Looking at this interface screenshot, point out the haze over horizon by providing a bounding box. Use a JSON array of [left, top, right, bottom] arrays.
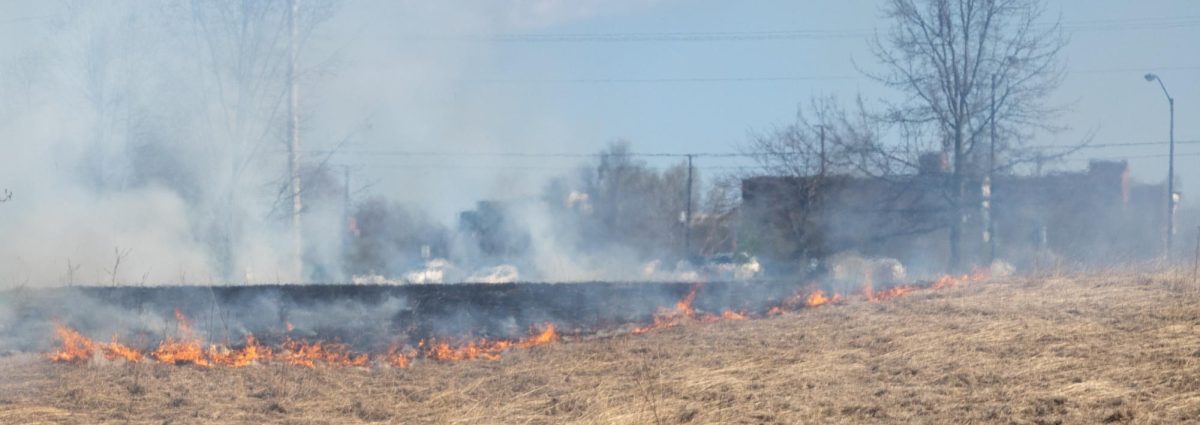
[[0, 0, 1195, 284]]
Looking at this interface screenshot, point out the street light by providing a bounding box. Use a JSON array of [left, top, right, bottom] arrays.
[[982, 57, 1018, 264], [1145, 73, 1176, 258]]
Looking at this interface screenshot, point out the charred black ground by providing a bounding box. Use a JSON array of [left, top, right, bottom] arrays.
[[1, 280, 814, 353]]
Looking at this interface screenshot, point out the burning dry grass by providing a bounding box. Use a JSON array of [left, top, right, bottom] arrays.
[[2, 273, 1199, 424]]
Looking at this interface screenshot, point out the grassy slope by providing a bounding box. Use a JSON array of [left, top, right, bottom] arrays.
[[1, 274, 1198, 424]]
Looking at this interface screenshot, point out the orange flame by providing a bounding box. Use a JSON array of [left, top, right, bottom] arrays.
[[48, 323, 96, 364], [50, 318, 563, 369], [103, 337, 143, 363], [632, 286, 701, 334], [866, 285, 915, 302], [675, 287, 698, 320], [720, 310, 748, 321], [516, 323, 559, 348], [806, 290, 832, 307], [150, 309, 209, 367], [279, 339, 370, 368], [151, 337, 209, 366], [767, 283, 838, 316], [380, 343, 413, 368], [420, 338, 511, 361], [48, 269, 996, 370], [931, 267, 989, 290], [208, 335, 271, 368]]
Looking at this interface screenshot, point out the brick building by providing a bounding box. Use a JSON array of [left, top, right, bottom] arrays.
[[740, 160, 1170, 274]]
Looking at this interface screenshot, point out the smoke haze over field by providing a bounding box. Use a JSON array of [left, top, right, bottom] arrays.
[[0, 0, 1196, 286], [0, 1, 672, 285], [3, 4, 1200, 424]]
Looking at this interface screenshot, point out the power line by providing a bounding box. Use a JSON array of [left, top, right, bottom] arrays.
[[1089, 152, 1200, 160], [333, 163, 754, 172], [1059, 15, 1200, 25], [1060, 16, 1200, 32], [323, 148, 1200, 174], [402, 29, 871, 43], [301, 150, 751, 158], [399, 16, 1200, 44], [460, 75, 864, 84], [0, 15, 56, 25], [1030, 140, 1200, 150], [477, 29, 871, 42], [455, 65, 1200, 85], [1073, 65, 1200, 74], [303, 139, 1200, 160]]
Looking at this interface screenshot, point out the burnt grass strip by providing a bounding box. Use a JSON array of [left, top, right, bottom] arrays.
[[5, 280, 817, 352]]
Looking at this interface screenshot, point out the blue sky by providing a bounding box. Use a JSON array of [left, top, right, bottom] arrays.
[[317, 0, 1199, 218]]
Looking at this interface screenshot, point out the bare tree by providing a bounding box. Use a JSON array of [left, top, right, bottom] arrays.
[[867, 0, 1066, 270], [174, 0, 338, 280], [543, 141, 693, 261], [691, 175, 741, 257], [743, 97, 901, 262]]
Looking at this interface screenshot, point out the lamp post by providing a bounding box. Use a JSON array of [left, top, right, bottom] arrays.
[[1145, 73, 1175, 258], [983, 57, 1018, 265]]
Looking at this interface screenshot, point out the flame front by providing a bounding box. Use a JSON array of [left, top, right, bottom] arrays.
[[47, 270, 993, 369], [208, 335, 271, 368], [632, 285, 700, 333], [279, 339, 370, 368], [104, 337, 143, 363], [517, 323, 559, 348], [806, 290, 832, 307], [720, 310, 748, 321], [381, 343, 413, 368], [49, 320, 561, 369], [150, 309, 209, 366], [48, 324, 96, 364], [931, 267, 989, 290]]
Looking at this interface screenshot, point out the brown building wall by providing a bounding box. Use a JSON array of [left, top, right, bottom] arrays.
[[741, 161, 1165, 273]]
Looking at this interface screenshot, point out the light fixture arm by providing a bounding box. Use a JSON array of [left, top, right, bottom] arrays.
[[1154, 78, 1173, 102]]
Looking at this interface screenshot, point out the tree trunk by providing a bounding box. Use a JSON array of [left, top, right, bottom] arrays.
[[949, 122, 965, 272]]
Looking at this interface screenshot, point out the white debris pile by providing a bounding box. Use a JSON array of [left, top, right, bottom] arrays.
[[826, 251, 907, 286], [351, 259, 523, 284], [466, 264, 520, 284], [640, 260, 702, 281], [640, 254, 762, 281]]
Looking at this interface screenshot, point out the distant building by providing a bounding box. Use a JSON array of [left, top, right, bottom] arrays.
[[458, 201, 532, 261], [740, 160, 1170, 274]]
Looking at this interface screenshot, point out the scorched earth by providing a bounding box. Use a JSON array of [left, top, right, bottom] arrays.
[[1, 272, 1198, 424]]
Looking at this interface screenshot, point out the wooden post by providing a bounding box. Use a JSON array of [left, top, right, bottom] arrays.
[[684, 154, 693, 260], [1191, 226, 1199, 288], [288, 0, 303, 282]]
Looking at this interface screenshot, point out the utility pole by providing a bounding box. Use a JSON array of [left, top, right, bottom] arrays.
[[342, 166, 350, 229], [1168, 94, 1176, 258], [1145, 73, 1175, 259], [341, 165, 350, 274], [818, 125, 826, 176], [986, 74, 997, 263], [684, 154, 693, 260], [288, 0, 303, 282]]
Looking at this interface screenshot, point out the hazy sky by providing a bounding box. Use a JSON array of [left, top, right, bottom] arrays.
[[312, 0, 1199, 217], [0, 0, 1194, 283]]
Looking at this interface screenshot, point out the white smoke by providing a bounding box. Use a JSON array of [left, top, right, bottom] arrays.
[[0, 0, 668, 287]]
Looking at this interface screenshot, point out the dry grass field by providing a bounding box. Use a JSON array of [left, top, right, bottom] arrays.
[[1, 273, 1198, 424]]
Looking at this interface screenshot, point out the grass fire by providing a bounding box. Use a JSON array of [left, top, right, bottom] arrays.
[[1, 0, 1197, 423], [5, 271, 1200, 423], [41, 272, 985, 370]]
